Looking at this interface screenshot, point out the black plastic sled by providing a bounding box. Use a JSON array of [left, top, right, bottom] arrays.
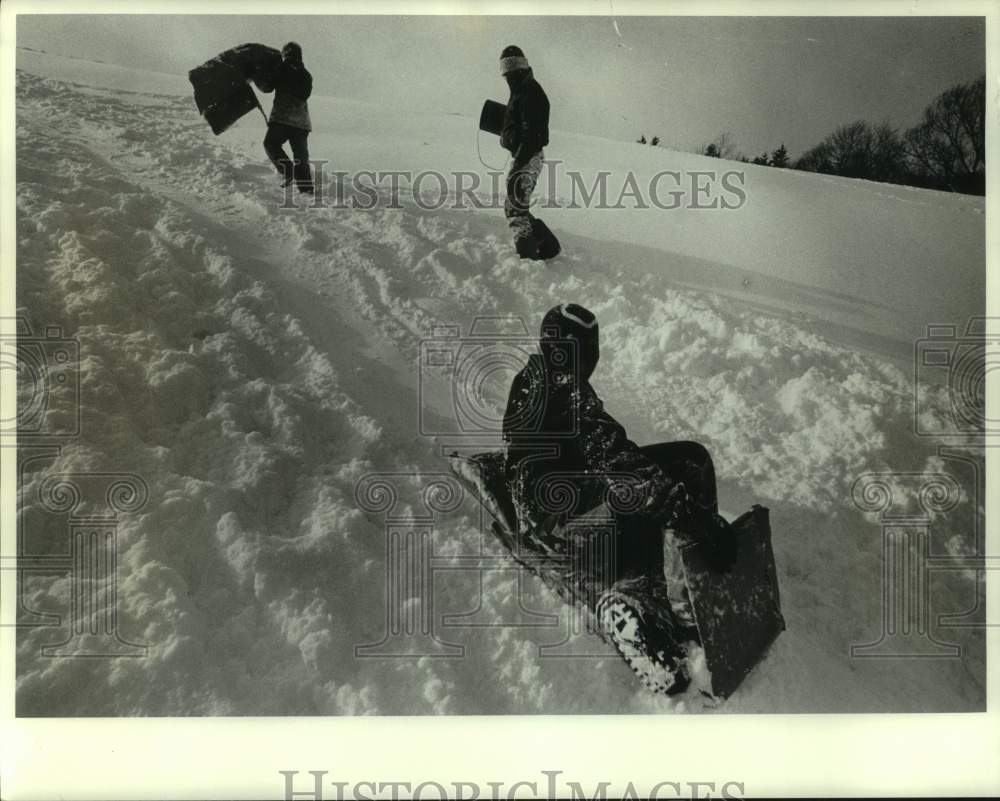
[[448, 451, 784, 700], [189, 44, 281, 135], [197, 83, 259, 136], [479, 99, 506, 136]]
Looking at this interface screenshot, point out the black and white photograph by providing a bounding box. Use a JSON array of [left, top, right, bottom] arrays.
[[1, 0, 997, 798]]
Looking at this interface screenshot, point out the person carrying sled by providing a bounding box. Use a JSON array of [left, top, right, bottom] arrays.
[[502, 303, 737, 588], [263, 42, 314, 194], [499, 46, 550, 259]]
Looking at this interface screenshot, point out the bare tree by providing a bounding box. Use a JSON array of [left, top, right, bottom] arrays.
[[794, 141, 833, 173], [869, 121, 906, 182], [904, 75, 985, 193], [794, 120, 905, 182], [828, 120, 874, 178], [702, 131, 741, 160]]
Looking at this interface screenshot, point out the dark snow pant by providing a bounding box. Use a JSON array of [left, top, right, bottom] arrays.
[[612, 441, 718, 574], [264, 122, 313, 191], [638, 441, 719, 517], [504, 150, 544, 256], [570, 441, 719, 611], [637, 441, 718, 624]]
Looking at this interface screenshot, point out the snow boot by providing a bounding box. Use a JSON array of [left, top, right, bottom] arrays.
[[514, 234, 540, 260], [596, 576, 696, 696], [532, 218, 561, 259]]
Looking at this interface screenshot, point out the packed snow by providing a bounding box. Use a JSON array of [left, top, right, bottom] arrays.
[[14, 49, 986, 715]]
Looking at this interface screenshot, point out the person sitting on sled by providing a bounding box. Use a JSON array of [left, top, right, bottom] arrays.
[[263, 41, 314, 194], [501, 303, 741, 695], [499, 45, 550, 259], [501, 303, 738, 579]]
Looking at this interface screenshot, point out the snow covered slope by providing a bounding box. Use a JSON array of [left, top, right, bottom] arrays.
[[13, 49, 985, 714]]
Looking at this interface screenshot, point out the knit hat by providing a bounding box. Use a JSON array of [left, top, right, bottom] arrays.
[[540, 303, 600, 378], [500, 45, 530, 76]]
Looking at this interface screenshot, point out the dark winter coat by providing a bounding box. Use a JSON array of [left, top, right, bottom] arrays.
[[502, 353, 684, 532], [269, 58, 313, 131], [500, 70, 550, 164]]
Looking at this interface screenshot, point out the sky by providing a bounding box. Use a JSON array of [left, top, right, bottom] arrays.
[[16, 13, 986, 158]]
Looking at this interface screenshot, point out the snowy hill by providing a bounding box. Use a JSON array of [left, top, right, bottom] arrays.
[[14, 48, 985, 715]]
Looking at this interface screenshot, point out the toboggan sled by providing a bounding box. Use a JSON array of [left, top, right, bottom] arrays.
[[448, 451, 785, 699]]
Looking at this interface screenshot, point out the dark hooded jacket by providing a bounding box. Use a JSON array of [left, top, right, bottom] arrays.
[[500, 69, 550, 164], [502, 345, 680, 533], [269, 57, 313, 131]]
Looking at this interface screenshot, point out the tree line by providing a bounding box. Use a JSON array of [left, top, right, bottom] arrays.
[[636, 74, 985, 195]]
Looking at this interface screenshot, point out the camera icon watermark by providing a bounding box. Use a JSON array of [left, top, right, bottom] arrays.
[[914, 317, 999, 438], [352, 471, 467, 659], [417, 316, 579, 439], [0, 317, 80, 441], [350, 466, 657, 662], [849, 450, 995, 661]]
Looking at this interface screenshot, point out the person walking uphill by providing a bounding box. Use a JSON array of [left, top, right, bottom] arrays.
[[264, 42, 314, 194], [499, 46, 551, 259]]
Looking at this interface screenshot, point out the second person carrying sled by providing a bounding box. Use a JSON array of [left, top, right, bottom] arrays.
[[499, 45, 558, 260]]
